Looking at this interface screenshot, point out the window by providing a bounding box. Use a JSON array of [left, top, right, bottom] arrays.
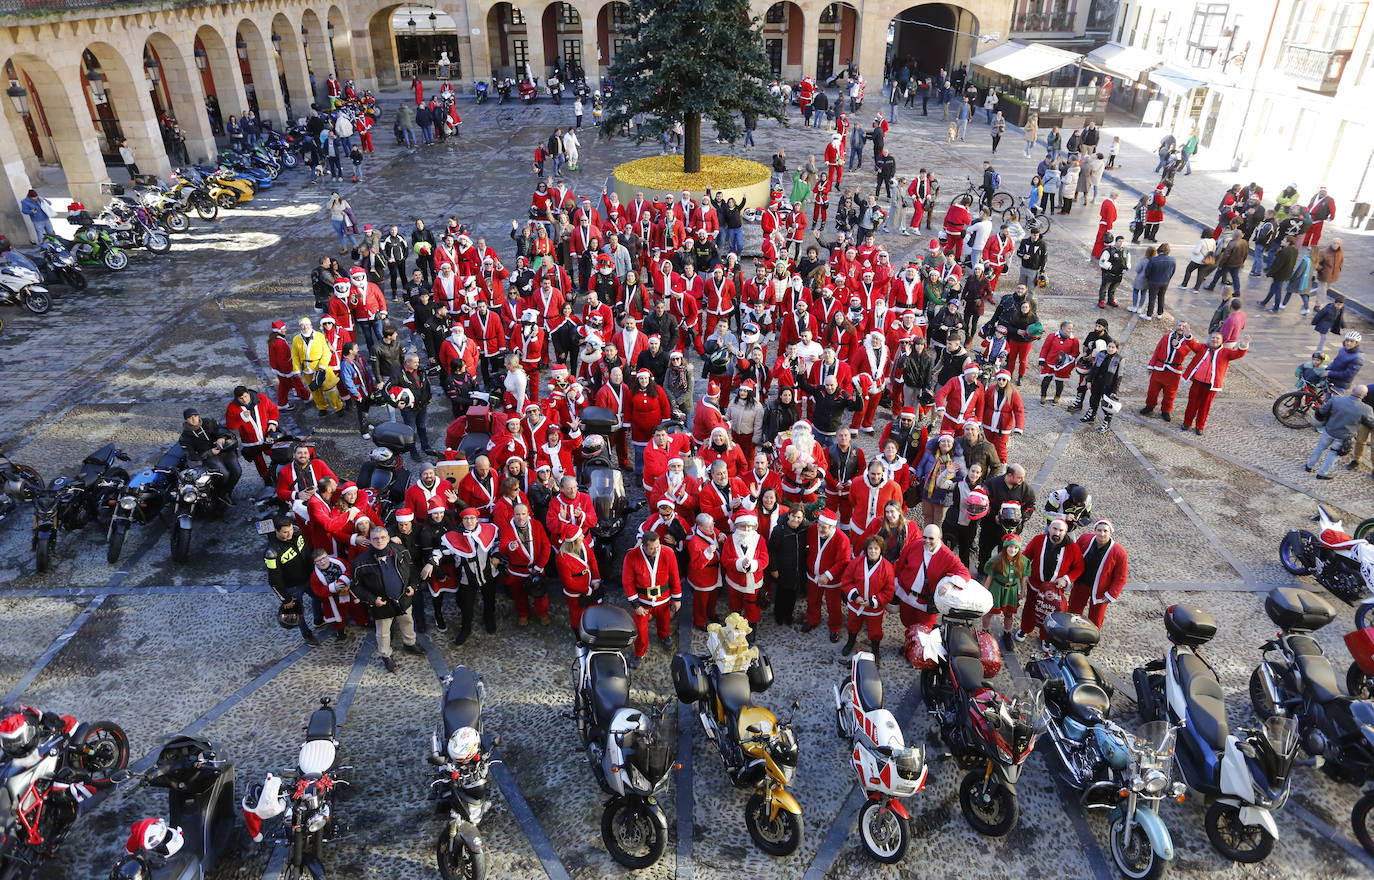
[[564, 38, 582, 66], [512, 38, 529, 71], [819, 3, 838, 24], [766, 38, 782, 75], [1186, 3, 1228, 65], [510, 7, 525, 25], [611, 3, 633, 29], [1128, 6, 1141, 44], [766, 3, 786, 24], [613, 38, 628, 60], [559, 2, 580, 27], [817, 38, 835, 80]]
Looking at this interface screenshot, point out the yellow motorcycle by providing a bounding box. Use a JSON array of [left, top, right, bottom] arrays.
[[184, 167, 254, 209], [672, 614, 802, 855]]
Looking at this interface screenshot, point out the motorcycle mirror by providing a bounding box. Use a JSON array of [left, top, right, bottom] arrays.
[[117, 452, 130, 461], [427, 754, 445, 766]]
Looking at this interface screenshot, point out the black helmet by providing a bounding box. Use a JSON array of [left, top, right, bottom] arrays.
[[277, 599, 302, 630], [109, 857, 151, 880], [1067, 484, 1089, 507]]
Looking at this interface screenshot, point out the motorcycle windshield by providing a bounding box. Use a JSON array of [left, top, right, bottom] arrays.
[[3, 252, 39, 273], [586, 468, 622, 518]]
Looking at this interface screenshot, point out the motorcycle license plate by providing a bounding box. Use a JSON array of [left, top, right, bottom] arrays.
[[255, 518, 277, 535]]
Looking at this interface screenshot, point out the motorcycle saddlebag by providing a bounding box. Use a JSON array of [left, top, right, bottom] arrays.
[[371, 421, 417, 454], [1163, 604, 1217, 647], [579, 406, 618, 437], [671, 652, 708, 703], [747, 649, 774, 693], [1264, 587, 1336, 633], [578, 604, 636, 650]]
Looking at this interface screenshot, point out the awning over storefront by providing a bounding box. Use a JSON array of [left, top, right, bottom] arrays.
[[1086, 42, 1161, 81], [971, 41, 1083, 83], [1148, 66, 1207, 95]]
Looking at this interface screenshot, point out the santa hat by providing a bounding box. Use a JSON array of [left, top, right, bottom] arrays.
[[791, 419, 812, 431], [520, 308, 539, 323], [733, 510, 759, 528], [636, 368, 652, 380], [320, 315, 336, 325], [126, 818, 180, 855], [928, 240, 941, 251], [349, 266, 366, 277], [740, 379, 757, 392], [707, 381, 721, 398], [964, 420, 981, 429], [648, 334, 661, 344], [656, 498, 676, 510], [394, 507, 415, 523], [1001, 533, 1024, 550], [867, 331, 885, 346], [962, 364, 980, 376], [561, 525, 584, 544], [938, 430, 955, 439], [460, 507, 481, 519], [1094, 518, 1114, 533], [667, 456, 684, 467], [596, 254, 614, 269], [995, 369, 1012, 380], [427, 498, 447, 514], [271, 320, 286, 331], [900, 407, 917, 419], [333, 276, 350, 286], [817, 509, 840, 526]]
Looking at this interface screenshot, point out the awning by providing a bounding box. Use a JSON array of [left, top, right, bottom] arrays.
[[1086, 42, 1161, 81], [1148, 66, 1207, 95], [970, 41, 1083, 83]]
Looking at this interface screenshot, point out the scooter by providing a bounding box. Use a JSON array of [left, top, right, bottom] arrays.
[[674, 617, 802, 855], [356, 421, 415, 520], [547, 74, 564, 105], [496, 78, 512, 104], [106, 443, 182, 564], [429, 666, 496, 880], [833, 650, 927, 862], [519, 79, 539, 105], [1028, 612, 1182, 880], [572, 605, 675, 868], [577, 407, 641, 573], [105, 736, 239, 880], [918, 576, 1040, 837], [1132, 603, 1299, 863], [0, 251, 52, 316], [1248, 587, 1374, 857], [475, 81, 488, 104], [30, 239, 88, 291], [1279, 503, 1374, 628]]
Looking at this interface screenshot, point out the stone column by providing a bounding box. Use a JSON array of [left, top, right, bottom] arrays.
[[368, 14, 400, 87], [525, 10, 546, 81], [102, 57, 172, 178], [156, 42, 217, 164], [275, 32, 313, 123], [856, 11, 888, 92], [244, 32, 288, 127], [800, 4, 819, 79]]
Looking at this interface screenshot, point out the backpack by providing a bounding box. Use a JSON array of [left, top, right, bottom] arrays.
[[989, 171, 1001, 191]]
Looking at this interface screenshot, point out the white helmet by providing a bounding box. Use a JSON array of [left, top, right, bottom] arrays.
[[1101, 395, 1122, 414], [1346, 331, 1362, 343], [447, 726, 481, 762]]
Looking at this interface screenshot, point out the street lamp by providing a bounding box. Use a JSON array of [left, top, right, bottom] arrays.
[[407, 16, 417, 37], [144, 54, 160, 88], [429, 10, 437, 31], [6, 81, 30, 117], [272, 33, 282, 56], [194, 45, 207, 72], [236, 35, 248, 62], [85, 68, 106, 102]]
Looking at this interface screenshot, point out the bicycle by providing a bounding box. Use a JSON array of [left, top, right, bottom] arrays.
[[1272, 377, 1331, 429], [949, 177, 1013, 214], [1001, 198, 1051, 234]]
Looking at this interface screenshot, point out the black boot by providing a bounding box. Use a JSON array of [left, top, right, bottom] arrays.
[[870, 640, 881, 666], [1079, 408, 1097, 423], [841, 633, 858, 656], [1066, 391, 1086, 412]]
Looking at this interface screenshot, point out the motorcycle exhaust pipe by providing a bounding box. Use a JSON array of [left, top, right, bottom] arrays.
[[1256, 663, 1284, 715]]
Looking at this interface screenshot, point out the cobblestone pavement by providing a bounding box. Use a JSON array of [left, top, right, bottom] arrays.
[[1, 90, 1372, 880]]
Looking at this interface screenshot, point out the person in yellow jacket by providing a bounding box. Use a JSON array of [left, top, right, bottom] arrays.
[[291, 317, 343, 414]]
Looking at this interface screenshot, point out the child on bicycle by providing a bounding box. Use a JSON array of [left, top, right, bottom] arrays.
[[1296, 351, 1329, 387]]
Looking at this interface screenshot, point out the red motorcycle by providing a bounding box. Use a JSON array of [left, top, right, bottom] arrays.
[[916, 577, 1041, 836]]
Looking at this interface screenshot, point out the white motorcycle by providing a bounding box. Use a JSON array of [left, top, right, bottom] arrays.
[[1279, 503, 1374, 630], [833, 650, 926, 862], [0, 253, 53, 326]]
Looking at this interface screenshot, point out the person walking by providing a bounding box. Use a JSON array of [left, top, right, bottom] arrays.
[[1262, 238, 1299, 312], [1281, 246, 1314, 314], [1306, 385, 1374, 479], [1141, 243, 1176, 321], [1180, 230, 1216, 291], [991, 112, 1005, 153], [957, 98, 971, 141], [326, 191, 359, 252], [983, 88, 998, 124], [1128, 246, 1154, 314], [1022, 114, 1039, 158], [1097, 235, 1129, 308], [1315, 239, 1344, 297], [1311, 294, 1346, 353], [1180, 129, 1199, 175]]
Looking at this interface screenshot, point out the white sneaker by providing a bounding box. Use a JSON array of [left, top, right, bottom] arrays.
[[1140, 313, 1152, 321], [1126, 306, 1138, 313]]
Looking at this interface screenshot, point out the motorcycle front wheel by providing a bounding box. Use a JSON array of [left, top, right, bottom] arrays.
[[192, 196, 219, 221], [144, 232, 171, 255], [21, 289, 51, 314], [744, 791, 802, 856], [1352, 791, 1374, 857], [1204, 801, 1274, 863], [436, 829, 488, 880], [170, 522, 192, 562], [164, 211, 190, 233], [858, 799, 909, 863], [1348, 661, 1374, 701], [281, 151, 299, 169], [1110, 815, 1167, 880], [61, 267, 88, 291], [958, 768, 1018, 837], [216, 192, 237, 210], [1278, 530, 1317, 576], [74, 720, 130, 781], [1247, 664, 1283, 719], [600, 798, 666, 868], [107, 520, 128, 564], [103, 248, 128, 271], [35, 536, 53, 572]]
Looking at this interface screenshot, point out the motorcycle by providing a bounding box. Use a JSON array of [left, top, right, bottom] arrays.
[[241, 698, 349, 880], [356, 422, 415, 519], [577, 408, 641, 573], [1028, 612, 1183, 880], [0, 252, 52, 316], [0, 454, 41, 526], [475, 80, 488, 104], [1248, 587, 1374, 857], [4, 443, 129, 572], [105, 736, 239, 880], [673, 618, 802, 856], [1132, 603, 1299, 862], [495, 78, 512, 104], [169, 434, 237, 563], [131, 187, 191, 234], [260, 130, 300, 169], [832, 650, 927, 862], [918, 576, 1040, 837], [0, 706, 130, 879], [165, 173, 220, 221], [572, 605, 675, 868], [91, 197, 171, 256], [187, 168, 254, 209], [428, 665, 496, 880], [547, 74, 564, 105], [1279, 503, 1374, 628], [29, 240, 87, 291], [43, 224, 127, 272], [106, 443, 183, 565]]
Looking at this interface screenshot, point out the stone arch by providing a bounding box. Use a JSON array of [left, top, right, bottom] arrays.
[[237, 18, 287, 125], [760, 1, 806, 79], [595, 0, 630, 79], [540, 1, 587, 80], [196, 23, 250, 126], [887, 3, 979, 77], [327, 5, 355, 81], [300, 7, 330, 89], [815, 1, 859, 82], [484, 1, 536, 79], [144, 32, 216, 165], [271, 12, 313, 119], [83, 40, 170, 177]]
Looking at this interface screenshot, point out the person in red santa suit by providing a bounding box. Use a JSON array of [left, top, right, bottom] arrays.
[[510, 310, 547, 392], [323, 277, 356, 341], [982, 224, 1015, 291], [637, 498, 690, 552], [642, 423, 693, 491], [622, 531, 681, 666], [546, 474, 597, 551], [491, 475, 531, 535], [893, 522, 970, 629], [841, 535, 897, 662], [267, 321, 311, 407], [979, 369, 1024, 462], [742, 451, 782, 509], [700, 426, 749, 480], [932, 364, 985, 435], [1091, 195, 1117, 260], [703, 264, 736, 338], [590, 365, 631, 469], [466, 299, 506, 387], [1018, 517, 1085, 640], [1179, 332, 1249, 435], [439, 324, 480, 388], [722, 510, 770, 624], [849, 331, 889, 432], [614, 315, 651, 367], [554, 525, 601, 633], [648, 455, 700, 523], [309, 548, 371, 637], [941, 200, 972, 260], [485, 416, 529, 474], [400, 460, 450, 520], [224, 385, 281, 485], [455, 454, 498, 521], [626, 369, 672, 477], [534, 424, 575, 484], [438, 507, 502, 639], [1037, 320, 1080, 406], [276, 443, 337, 505], [318, 315, 346, 374], [824, 132, 844, 188], [699, 459, 746, 535], [1140, 321, 1192, 422], [847, 460, 902, 550], [690, 381, 727, 444], [803, 509, 853, 639], [1068, 519, 1129, 629], [499, 502, 552, 626], [684, 512, 723, 628]]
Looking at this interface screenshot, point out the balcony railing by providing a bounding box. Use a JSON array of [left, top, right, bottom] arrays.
[[1282, 45, 1352, 95], [1011, 10, 1079, 34]]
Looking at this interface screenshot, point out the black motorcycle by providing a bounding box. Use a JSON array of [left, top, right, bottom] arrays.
[[30, 240, 87, 291], [169, 435, 237, 563], [1279, 503, 1374, 629], [105, 736, 240, 880], [429, 666, 496, 880], [495, 78, 512, 104], [1249, 587, 1374, 856], [5, 443, 129, 572], [577, 407, 641, 576], [357, 422, 415, 519], [0, 454, 41, 526], [106, 443, 183, 564]]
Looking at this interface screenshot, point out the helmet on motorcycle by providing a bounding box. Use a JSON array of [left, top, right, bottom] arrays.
[[965, 488, 989, 520], [126, 818, 184, 857], [276, 599, 302, 630], [446, 726, 481, 762], [0, 712, 35, 758], [369, 446, 395, 466]]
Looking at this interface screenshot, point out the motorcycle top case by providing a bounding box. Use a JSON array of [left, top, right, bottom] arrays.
[[933, 577, 993, 620], [371, 421, 417, 454], [1163, 603, 1217, 647], [578, 603, 637, 650], [1264, 587, 1336, 633], [578, 406, 618, 437], [671, 652, 708, 703]]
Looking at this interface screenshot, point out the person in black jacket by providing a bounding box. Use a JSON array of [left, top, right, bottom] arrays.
[[875, 149, 897, 201], [766, 506, 808, 625], [392, 352, 435, 456], [895, 336, 937, 413], [379, 225, 408, 297], [642, 299, 681, 358], [179, 408, 240, 501], [1017, 230, 1048, 288], [351, 525, 423, 672], [264, 516, 321, 646], [1078, 340, 1123, 430], [798, 372, 861, 442], [411, 219, 437, 285], [635, 334, 671, 385], [979, 464, 1036, 564], [760, 387, 801, 455], [310, 257, 335, 310]]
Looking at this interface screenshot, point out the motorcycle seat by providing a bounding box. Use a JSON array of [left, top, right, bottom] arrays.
[[951, 656, 986, 692], [1296, 653, 1344, 704], [946, 625, 982, 660], [1067, 683, 1111, 724], [589, 652, 629, 730], [853, 656, 884, 712], [1063, 653, 1112, 695], [1285, 634, 1323, 656], [297, 740, 336, 778], [443, 667, 482, 737], [305, 708, 336, 741], [1176, 653, 1229, 750], [1320, 528, 1360, 551], [715, 670, 754, 727]]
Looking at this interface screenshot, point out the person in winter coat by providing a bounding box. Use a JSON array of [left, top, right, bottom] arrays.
[[621, 532, 681, 665], [725, 381, 766, 459], [1097, 236, 1130, 308], [803, 508, 854, 639], [1179, 331, 1250, 434], [893, 522, 970, 629], [1037, 321, 1079, 406], [1311, 294, 1346, 354], [1068, 520, 1129, 628], [1315, 239, 1345, 297], [1282, 246, 1314, 314], [1141, 243, 1177, 320], [760, 387, 801, 455], [840, 535, 896, 663], [1077, 340, 1123, 430], [767, 506, 808, 625], [721, 510, 770, 624], [1180, 229, 1216, 291], [351, 526, 422, 672], [941, 462, 985, 568], [914, 432, 965, 529], [1326, 332, 1364, 393], [982, 532, 1028, 638], [225, 386, 282, 485], [627, 369, 672, 475]]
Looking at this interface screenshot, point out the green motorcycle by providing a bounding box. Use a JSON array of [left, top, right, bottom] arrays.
[[44, 223, 128, 271]]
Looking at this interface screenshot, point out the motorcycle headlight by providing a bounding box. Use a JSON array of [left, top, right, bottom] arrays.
[[119, 497, 136, 510], [195, 472, 212, 488], [306, 810, 328, 833], [1142, 770, 1169, 796], [1129, 775, 1145, 793], [180, 486, 198, 502], [467, 799, 487, 823]]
